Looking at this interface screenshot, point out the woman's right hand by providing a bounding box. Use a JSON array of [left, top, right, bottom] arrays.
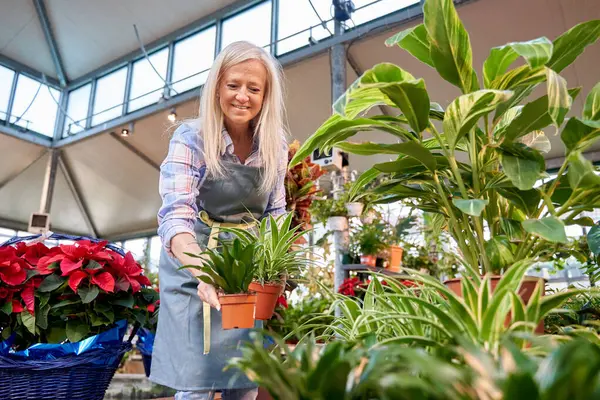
[[197, 281, 221, 310]]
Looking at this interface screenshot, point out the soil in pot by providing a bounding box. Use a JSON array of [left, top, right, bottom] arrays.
[[444, 276, 545, 333], [219, 293, 257, 329], [249, 281, 284, 320]]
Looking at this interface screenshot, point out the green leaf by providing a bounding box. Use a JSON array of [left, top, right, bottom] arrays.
[[373, 79, 430, 133], [47, 326, 67, 343], [546, 68, 572, 127], [483, 37, 553, 87], [488, 65, 547, 92], [423, 0, 478, 93], [499, 152, 544, 190], [568, 217, 595, 227], [561, 117, 600, 153], [452, 198, 488, 216], [21, 311, 36, 335], [78, 285, 100, 304], [35, 304, 51, 330], [346, 168, 379, 203], [522, 217, 568, 243], [584, 82, 600, 121], [85, 260, 103, 271], [520, 131, 551, 153], [38, 274, 66, 292], [500, 218, 526, 241], [66, 319, 90, 343], [385, 24, 434, 67], [110, 293, 135, 308], [497, 188, 541, 216], [547, 20, 600, 73], [443, 90, 513, 150], [588, 225, 600, 256], [336, 141, 436, 171], [0, 301, 12, 315], [499, 88, 581, 142], [567, 152, 600, 190], [485, 236, 515, 272]]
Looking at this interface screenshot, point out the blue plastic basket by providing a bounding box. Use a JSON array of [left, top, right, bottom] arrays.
[[0, 233, 134, 400]]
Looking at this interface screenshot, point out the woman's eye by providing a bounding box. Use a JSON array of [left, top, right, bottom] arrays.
[[227, 84, 237, 89], [250, 88, 260, 93]]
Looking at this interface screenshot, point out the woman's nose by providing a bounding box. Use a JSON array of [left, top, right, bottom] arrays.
[[236, 90, 249, 103]]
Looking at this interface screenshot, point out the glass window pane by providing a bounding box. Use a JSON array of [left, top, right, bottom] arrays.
[[221, 1, 272, 51], [124, 238, 147, 262], [0, 65, 15, 121], [128, 48, 169, 112], [351, 0, 420, 26], [277, 0, 333, 55], [63, 84, 91, 137], [92, 67, 127, 126], [171, 26, 217, 95], [10, 75, 59, 137]]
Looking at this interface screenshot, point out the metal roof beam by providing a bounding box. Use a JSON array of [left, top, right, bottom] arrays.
[[32, 0, 67, 86], [0, 124, 53, 147], [0, 54, 61, 88]]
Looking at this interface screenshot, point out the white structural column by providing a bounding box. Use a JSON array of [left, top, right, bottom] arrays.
[[39, 149, 60, 214]]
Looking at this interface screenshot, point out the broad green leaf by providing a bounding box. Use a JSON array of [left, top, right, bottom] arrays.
[[21, 311, 36, 335], [567, 152, 600, 190], [443, 90, 513, 150], [0, 301, 12, 315], [47, 326, 67, 343], [561, 118, 600, 153], [485, 236, 515, 273], [500, 152, 544, 190], [452, 198, 488, 216], [38, 274, 66, 292], [547, 20, 600, 73], [289, 114, 412, 166], [385, 24, 434, 67], [423, 0, 479, 94], [520, 131, 551, 153], [66, 319, 90, 343], [546, 68, 572, 127], [588, 225, 600, 256], [568, 217, 595, 227], [522, 217, 568, 243], [584, 82, 600, 121], [488, 65, 547, 92], [346, 167, 379, 203], [499, 88, 581, 142], [500, 218, 526, 241], [110, 293, 135, 308], [78, 285, 100, 304], [35, 304, 51, 330], [336, 141, 436, 171], [483, 37, 553, 87], [497, 188, 541, 216]]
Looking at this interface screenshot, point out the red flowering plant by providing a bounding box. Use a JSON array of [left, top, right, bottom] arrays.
[[0, 239, 159, 350], [338, 277, 418, 300], [285, 140, 326, 232]]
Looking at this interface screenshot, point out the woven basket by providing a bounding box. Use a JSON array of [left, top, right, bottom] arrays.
[[0, 233, 134, 400]]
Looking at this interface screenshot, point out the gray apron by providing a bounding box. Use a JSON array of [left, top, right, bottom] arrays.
[[150, 162, 269, 391]]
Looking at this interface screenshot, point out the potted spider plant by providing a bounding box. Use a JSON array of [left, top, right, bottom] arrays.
[[290, 0, 600, 305], [223, 213, 311, 320], [183, 238, 258, 329]]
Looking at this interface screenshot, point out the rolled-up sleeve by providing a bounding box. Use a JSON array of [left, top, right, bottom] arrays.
[[263, 141, 288, 218], [157, 124, 205, 253]]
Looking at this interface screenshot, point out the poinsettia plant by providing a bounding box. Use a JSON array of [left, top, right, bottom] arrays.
[[285, 140, 326, 231], [0, 239, 158, 350]]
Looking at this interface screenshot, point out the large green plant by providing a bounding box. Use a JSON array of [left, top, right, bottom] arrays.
[[222, 213, 311, 284], [183, 238, 257, 294], [290, 0, 600, 277]]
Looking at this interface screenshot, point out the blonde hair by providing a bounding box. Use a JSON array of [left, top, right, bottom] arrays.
[[197, 41, 288, 194]]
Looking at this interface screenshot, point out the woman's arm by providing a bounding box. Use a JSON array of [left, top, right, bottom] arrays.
[[262, 142, 288, 218]]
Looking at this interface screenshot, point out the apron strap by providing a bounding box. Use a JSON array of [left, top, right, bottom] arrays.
[[198, 210, 255, 355]]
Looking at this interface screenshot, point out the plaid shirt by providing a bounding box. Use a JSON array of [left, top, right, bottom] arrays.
[[157, 123, 287, 252]]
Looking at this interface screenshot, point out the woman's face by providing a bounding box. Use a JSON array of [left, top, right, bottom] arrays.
[[218, 59, 268, 130]]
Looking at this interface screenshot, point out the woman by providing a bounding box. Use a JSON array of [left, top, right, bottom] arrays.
[[150, 41, 288, 400]]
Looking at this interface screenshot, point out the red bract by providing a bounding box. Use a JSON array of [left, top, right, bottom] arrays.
[[37, 240, 113, 277], [0, 247, 31, 286], [108, 252, 150, 293], [15, 242, 51, 266], [276, 295, 288, 309]]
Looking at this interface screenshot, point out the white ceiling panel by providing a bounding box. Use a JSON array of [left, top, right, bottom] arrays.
[[0, 134, 46, 187], [62, 134, 161, 237], [47, 0, 242, 79]]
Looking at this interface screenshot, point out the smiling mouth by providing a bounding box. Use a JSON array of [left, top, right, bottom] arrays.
[[233, 105, 250, 110]]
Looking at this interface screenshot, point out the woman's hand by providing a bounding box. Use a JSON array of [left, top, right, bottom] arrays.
[[197, 281, 221, 310], [171, 232, 221, 310]]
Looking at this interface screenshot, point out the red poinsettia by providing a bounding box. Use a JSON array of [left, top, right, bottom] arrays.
[[338, 277, 369, 297], [107, 251, 151, 293], [37, 240, 113, 276], [276, 294, 288, 309]]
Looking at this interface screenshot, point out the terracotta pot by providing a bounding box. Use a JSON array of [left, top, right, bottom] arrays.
[[249, 281, 283, 320], [219, 293, 257, 329], [388, 246, 404, 272], [360, 254, 377, 267], [444, 275, 546, 333]]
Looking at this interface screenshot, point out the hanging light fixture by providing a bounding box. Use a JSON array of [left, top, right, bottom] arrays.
[[121, 122, 134, 137], [167, 107, 177, 122]]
